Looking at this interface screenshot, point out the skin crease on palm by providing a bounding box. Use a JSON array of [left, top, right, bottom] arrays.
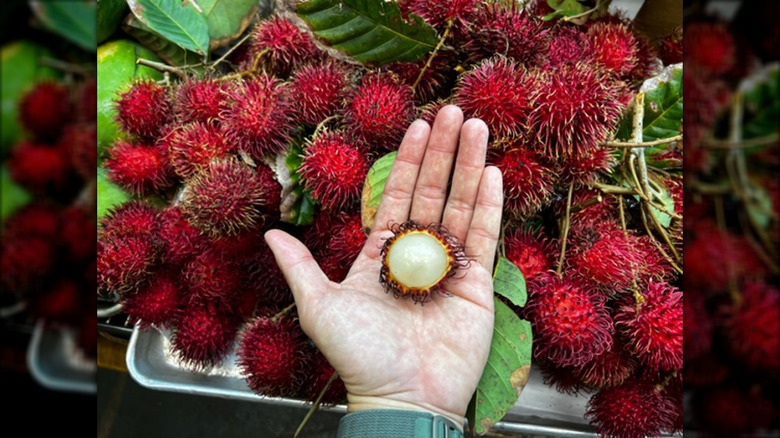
[[265, 105, 504, 429]]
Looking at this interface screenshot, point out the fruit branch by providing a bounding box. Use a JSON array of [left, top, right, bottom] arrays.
[[562, 0, 609, 23], [412, 18, 453, 90], [556, 183, 575, 276], [272, 302, 297, 323], [208, 30, 256, 71], [0, 301, 27, 318], [604, 134, 682, 148], [136, 58, 188, 79], [702, 132, 779, 149], [294, 371, 339, 438]]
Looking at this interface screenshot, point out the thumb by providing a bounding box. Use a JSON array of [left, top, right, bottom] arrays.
[[264, 229, 329, 312]]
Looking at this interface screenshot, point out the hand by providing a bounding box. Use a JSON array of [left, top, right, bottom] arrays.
[[265, 105, 503, 427]]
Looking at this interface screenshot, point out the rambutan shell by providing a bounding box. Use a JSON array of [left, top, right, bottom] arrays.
[[720, 280, 779, 373], [288, 61, 352, 126], [103, 140, 175, 196], [171, 302, 239, 370], [122, 270, 183, 329], [165, 122, 234, 180], [585, 378, 678, 438], [487, 146, 557, 219], [114, 79, 172, 139], [248, 15, 321, 78], [18, 81, 71, 141], [173, 76, 228, 124], [299, 131, 369, 211]]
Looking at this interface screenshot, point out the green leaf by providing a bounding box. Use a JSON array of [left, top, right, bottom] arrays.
[[97, 0, 128, 43], [361, 151, 396, 230], [29, 1, 97, 52], [123, 14, 205, 68], [745, 179, 773, 230], [493, 256, 527, 307], [468, 298, 533, 435], [645, 179, 674, 229], [296, 0, 439, 65], [128, 0, 210, 56], [97, 167, 131, 219], [282, 142, 315, 226], [742, 63, 779, 141], [197, 0, 258, 50], [616, 67, 683, 142]]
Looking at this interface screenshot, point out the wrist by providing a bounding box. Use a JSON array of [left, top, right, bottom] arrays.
[[347, 395, 465, 432], [337, 409, 464, 438]]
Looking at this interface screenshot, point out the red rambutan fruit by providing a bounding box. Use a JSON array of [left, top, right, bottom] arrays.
[[237, 316, 311, 397], [255, 163, 282, 216], [114, 79, 172, 139], [61, 123, 98, 181], [387, 54, 453, 103], [220, 74, 293, 160], [7, 141, 76, 196], [585, 378, 678, 438], [29, 278, 82, 322], [242, 239, 293, 306], [683, 223, 767, 294], [299, 131, 370, 211], [179, 159, 271, 237], [58, 205, 96, 264], [99, 200, 160, 238], [306, 349, 348, 404], [165, 122, 234, 180], [656, 27, 683, 66], [684, 21, 736, 77], [173, 76, 228, 124], [103, 140, 175, 196], [288, 61, 352, 126], [487, 146, 557, 219], [156, 206, 205, 264], [691, 385, 777, 436], [453, 57, 540, 139], [2, 201, 60, 239], [536, 359, 590, 396], [683, 292, 712, 362], [683, 352, 729, 389], [122, 270, 183, 329], [464, 3, 550, 66], [563, 188, 619, 229], [527, 62, 625, 158], [0, 236, 56, 293], [720, 279, 779, 373], [572, 336, 637, 388], [614, 280, 683, 373], [74, 77, 97, 123], [343, 72, 415, 150], [545, 25, 591, 68], [585, 22, 639, 77], [503, 226, 557, 284], [323, 211, 367, 267], [18, 81, 71, 141], [97, 234, 160, 296], [403, 0, 477, 32], [524, 273, 613, 367], [171, 302, 239, 370], [552, 146, 616, 187], [248, 15, 321, 77], [181, 247, 242, 305]]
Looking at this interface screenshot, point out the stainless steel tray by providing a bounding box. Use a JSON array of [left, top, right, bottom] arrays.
[[127, 326, 599, 437], [27, 320, 97, 394]]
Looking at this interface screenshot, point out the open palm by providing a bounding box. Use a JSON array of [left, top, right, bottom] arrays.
[[265, 106, 503, 425]]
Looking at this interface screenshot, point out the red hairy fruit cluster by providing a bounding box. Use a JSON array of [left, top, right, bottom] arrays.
[[173, 77, 227, 124], [720, 280, 779, 373], [488, 145, 557, 219], [114, 79, 172, 139], [18, 81, 71, 141], [502, 227, 557, 284], [299, 131, 369, 211], [464, 3, 550, 66], [248, 15, 321, 77], [288, 61, 352, 126], [172, 302, 240, 370]]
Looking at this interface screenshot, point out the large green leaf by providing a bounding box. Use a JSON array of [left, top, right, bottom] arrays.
[[361, 151, 396, 230], [123, 14, 204, 68], [97, 167, 131, 219], [616, 66, 683, 142], [493, 256, 527, 307], [742, 63, 779, 140], [197, 0, 258, 50], [29, 1, 97, 52], [127, 0, 210, 56], [296, 0, 439, 65], [468, 298, 533, 435]]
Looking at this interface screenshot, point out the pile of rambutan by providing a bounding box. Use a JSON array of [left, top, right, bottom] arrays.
[[97, 0, 687, 434], [1, 75, 98, 359]]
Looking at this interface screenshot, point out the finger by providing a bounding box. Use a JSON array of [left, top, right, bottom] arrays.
[[441, 118, 489, 242], [464, 166, 504, 270], [264, 229, 329, 313], [409, 105, 463, 224], [363, 120, 430, 259]]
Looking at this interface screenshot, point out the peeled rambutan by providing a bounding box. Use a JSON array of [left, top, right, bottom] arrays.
[[572, 336, 637, 388], [173, 76, 228, 124], [585, 378, 678, 438], [237, 316, 311, 397], [122, 269, 183, 329], [684, 21, 736, 77], [454, 57, 539, 139], [464, 3, 550, 66], [103, 140, 175, 196], [61, 122, 98, 181], [171, 302, 239, 370], [614, 280, 683, 373], [181, 247, 242, 305], [545, 25, 591, 68], [288, 61, 352, 126], [379, 220, 470, 304], [720, 280, 779, 373], [248, 15, 321, 77], [527, 62, 625, 158], [503, 226, 557, 284], [155, 206, 205, 264], [524, 273, 613, 367], [165, 122, 234, 180], [343, 72, 415, 150], [97, 234, 160, 296], [585, 22, 639, 77], [7, 141, 75, 196], [306, 349, 348, 405], [299, 131, 369, 211], [114, 79, 172, 139], [487, 146, 557, 219], [18, 81, 71, 141], [179, 159, 271, 237], [220, 74, 293, 160]]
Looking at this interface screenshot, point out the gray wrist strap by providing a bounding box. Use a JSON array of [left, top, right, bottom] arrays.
[[336, 409, 464, 438]]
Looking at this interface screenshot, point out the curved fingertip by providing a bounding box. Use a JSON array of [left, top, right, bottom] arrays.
[[462, 118, 489, 139]]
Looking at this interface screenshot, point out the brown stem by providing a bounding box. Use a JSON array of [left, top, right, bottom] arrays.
[[556, 183, 575, 276], [294, 372, 339, 438], [313, 114, 341, 137], [702, 133, 779, 149], [604, 134, 682, 148], [412, 19, 452, 90], [136, 58, 188, 79], [210, 30, 255, 70], [272, 302, 297, 323]]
